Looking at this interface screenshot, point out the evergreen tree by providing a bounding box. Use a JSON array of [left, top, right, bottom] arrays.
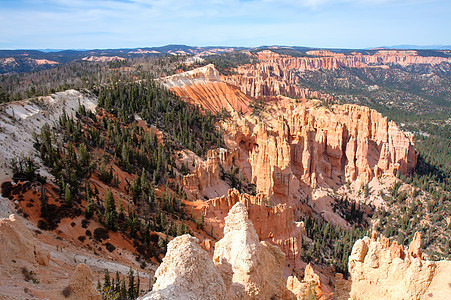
[[64, 184, 73, 206], [127, 267, 135, 299]]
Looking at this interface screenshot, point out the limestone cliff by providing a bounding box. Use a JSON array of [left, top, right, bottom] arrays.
[[348, 233, 451, 300]]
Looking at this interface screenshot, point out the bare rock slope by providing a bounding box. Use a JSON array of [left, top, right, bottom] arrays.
[[160, 64, 250, 113]]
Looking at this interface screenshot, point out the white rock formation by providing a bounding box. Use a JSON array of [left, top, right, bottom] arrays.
[[212, 202, 295, 299], [142, 235, 228, 300], [142, 203, 295, 299], [348, 234, 451, 300]]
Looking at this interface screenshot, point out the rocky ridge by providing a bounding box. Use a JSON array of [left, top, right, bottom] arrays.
[[348, 232, 451, 299], [222, 98, 416, 199], [160, 64, 250, 113]]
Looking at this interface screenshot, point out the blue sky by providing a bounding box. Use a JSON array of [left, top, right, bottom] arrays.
[[0, 0, 450, 49]]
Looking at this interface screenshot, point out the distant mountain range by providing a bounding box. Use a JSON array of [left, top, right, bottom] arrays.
[[380, 45, 451, 50], [1, 44, 450, 75]]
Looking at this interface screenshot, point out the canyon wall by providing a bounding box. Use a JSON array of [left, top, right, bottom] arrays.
[[168, 65, 416, 205], [223, 99, 417, 201], [223, 50, 451, 99]]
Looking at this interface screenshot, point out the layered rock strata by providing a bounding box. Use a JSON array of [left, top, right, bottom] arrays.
[[160, 64, 250, 113], [348, 233, 451, 300], [224, 50, 451, 99]]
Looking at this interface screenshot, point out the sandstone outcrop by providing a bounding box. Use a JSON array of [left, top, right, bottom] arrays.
[[213, 202, 295, 299], [160, 64, 250, 113], [204, 189, 305, 264], [286, 264, 324, 299], [143, 203, 295, 299], [143, 235, 228, 300], [66, 264, 101, 300], [348, 233, 451, 300], [182, 149, 230, 201]]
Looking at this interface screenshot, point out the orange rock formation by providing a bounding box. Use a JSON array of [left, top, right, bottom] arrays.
[[160, 64, 250, 113], [223, 99, 416, 200]]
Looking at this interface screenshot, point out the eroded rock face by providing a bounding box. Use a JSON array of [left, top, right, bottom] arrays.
[[286, 264, 324, 300], [348, 233, 451, 300], [224, 99, 416, 201], [182, 149, 229, 201], [160, 64, 250, 114], [143, 235, 228, 300], [204, 189, 305, 264], [213, 202, 295, 300], [67, 264, 101, 300]]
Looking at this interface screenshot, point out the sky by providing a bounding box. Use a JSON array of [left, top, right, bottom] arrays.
[[0, 0, 450, 50]]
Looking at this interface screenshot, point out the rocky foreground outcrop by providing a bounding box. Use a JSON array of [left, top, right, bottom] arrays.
[[143, 203, 296, 300], [348, 233, 451, 300], [213, 202, 295, 299], [143, 235, 228, 300], [204, 188, 305, 264]]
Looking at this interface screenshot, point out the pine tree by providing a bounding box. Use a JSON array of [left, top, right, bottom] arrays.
[[103, 269, 111, 289], [104, 189, 117, 230], [64, 184, 73, 207], [120, 278, 127, 300], [127, 267, 135, 299], [135, 272, 140, 297]]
